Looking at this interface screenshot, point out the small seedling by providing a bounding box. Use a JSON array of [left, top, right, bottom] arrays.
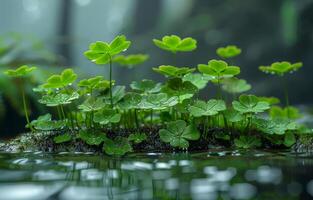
[[153, 35, 197, 53], [216, 45, 241, 59]]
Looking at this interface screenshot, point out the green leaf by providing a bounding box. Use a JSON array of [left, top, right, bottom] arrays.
[[79, 130, 108, 146], [4, 65, 37, 77], [130, 79, 162, 94], [253, 118, 297, 135], [138, 93, 178, 110], [182, 73, 213, 90], [104, 85, 125, 104], [78, 76, 105, 90], [42, 68, 77, 89], [93, 109, 121, 125], [39, 92, 79, 106], [221, 78, 251, 94], [259, 61, 302, 76], [118, 92, 142, 110], [103, 136, 132, 156], [283, 132, 296, 147], [224, 109, 244, 123], [216, 45, 241, 59], [128, 133, 147, 144], [53, 133, 72, 144], [112, 54, 149, 67], [189, 99, 226, 117], [270, 106, 301, 120], [153, 35, 197, 53], [159, 120, 200, 149], [28, 114, 66, 131], [162, 78, 198, 102], [84, 35, 131, 64], [232, 94, 270, 114], [153, 65, 195, 78], [78, 97, 106, 112], [234, 136, 261, 149], [257, 96, 280, 105], [198, 59, 240, 80]]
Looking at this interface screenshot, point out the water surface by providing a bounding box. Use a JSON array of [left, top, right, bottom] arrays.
[[0, 150, 313, 199]]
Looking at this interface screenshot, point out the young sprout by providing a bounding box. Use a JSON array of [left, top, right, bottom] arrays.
[[216, 45, 242, 59], [84, 35, 131, 107], [153, 65, 195, 78], [153, 35, 197, 53], [112, 54, 149, 68], [259, 61, 303, 117], [4, 65, 37, 131]]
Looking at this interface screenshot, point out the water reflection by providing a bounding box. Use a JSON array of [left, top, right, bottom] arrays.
[[0, 150, 313, 199]]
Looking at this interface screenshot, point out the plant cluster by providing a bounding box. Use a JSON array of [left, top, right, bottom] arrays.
[[3, 35, 311, 155]]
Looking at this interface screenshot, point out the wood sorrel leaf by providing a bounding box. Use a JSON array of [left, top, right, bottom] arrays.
[[259, 61, 302, 76], [232, 94, 270, 114], [39, 92, 79, 106], [153, 65, 195, 78], [130, 79, 162, 94], [221, 78, 251, 94], [4, 65, 37, 77], [93, 109, 121, 125], [159, 120, 200, 149], [43, 68, 77, 89], [128, 133, 147, 144], [53, 133, 72, 144], [198, 59, 240, 80], [103, 136, 132, 156], [78, 97, 106, 112], [84, 35, 131, 64], [79, 130, 108, 146], [153, 35, 197, 53], [113, 54, 149, 67], [189, 99, 226, 117], [234, 136, 261, 149], [216, 45, 241, 59], [270, 106, 301, 120]]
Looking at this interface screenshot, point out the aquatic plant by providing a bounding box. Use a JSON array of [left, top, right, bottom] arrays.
[[3, 34, 311, 156]]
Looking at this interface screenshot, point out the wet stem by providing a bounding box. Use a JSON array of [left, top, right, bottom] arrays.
[[109, 56, 113, 108], [22, 90, 34, 132], [282, 76, 290, 118]]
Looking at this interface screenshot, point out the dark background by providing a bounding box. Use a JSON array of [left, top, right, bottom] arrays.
[[0, 0, 313, 138]]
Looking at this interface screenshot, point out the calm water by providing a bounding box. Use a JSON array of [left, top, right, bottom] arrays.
[[1, 150, 313, 200]]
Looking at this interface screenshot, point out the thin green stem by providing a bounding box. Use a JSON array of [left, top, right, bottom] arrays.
[[22, 90, 34, 132], [282, 76, 290, 118], [109, 56, 113, 108]]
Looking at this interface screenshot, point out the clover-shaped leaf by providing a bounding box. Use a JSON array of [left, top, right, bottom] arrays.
[[159, 120, 200, 149], [128, 133, 147, 144], [78, 97, 105, 112], [53, 133, 72, 144], [112, 54, 149, 67], [216, 45, 242, 59], [253, 118, 297, 135], [259, 61, 302, 76], [93, 109, 121, 125], [232, 95, 270, 114], [104, 86, 125, 105], [130, 79, 162, 94], [162, 78, 198, 102], [28, 114, 66, 131], [221, 78, 251, 94], [270, 106, 301, 120], [118, 92, 142, 110], [257, 96, 280, 105], [198, 59, 240, 80], [224, 109, 244, 123], [182, 73, 213, 90], [42, 69, 77, 89], [153, 65, 195, 78], [103, 136, 132, 156], [234, 136, 261, 149], [153, 35, 197, 53], [138, 93, 178, 110], [79, 130, 108, 146], [189, 99, 226, 117], [78, 76, 104, 90], [84, 35, 131, 64], [4, 65, 37, 77], [38, 92, 79, 106]]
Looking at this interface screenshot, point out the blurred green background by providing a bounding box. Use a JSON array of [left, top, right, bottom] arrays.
[[0, 0, 313, 138]]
